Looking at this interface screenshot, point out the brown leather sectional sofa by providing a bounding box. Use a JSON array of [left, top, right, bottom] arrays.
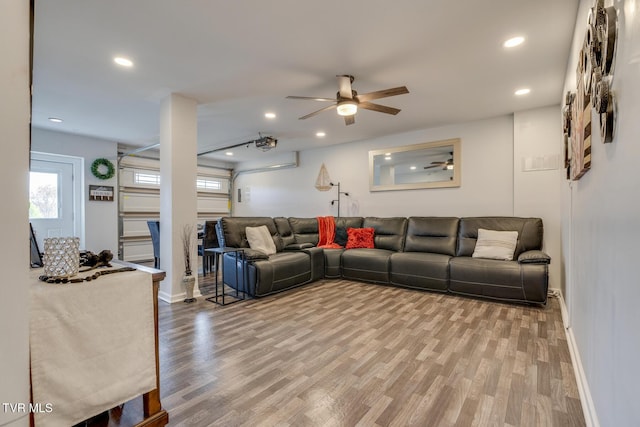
[[217, 216, 550, 305]]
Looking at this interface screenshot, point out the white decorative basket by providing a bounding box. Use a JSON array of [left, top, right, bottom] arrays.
[[43, 237, 80, 278]]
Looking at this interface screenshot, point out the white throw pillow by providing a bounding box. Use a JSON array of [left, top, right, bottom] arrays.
[[245, 225, 277, 256], [472, 228, 518, 261]]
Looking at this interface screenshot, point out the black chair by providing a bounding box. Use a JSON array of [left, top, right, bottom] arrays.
[[147, 220, 160, 268], [198, 220, 219, 276]]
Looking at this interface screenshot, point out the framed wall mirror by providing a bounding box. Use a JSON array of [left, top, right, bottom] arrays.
[[369, 138, 461, 191]]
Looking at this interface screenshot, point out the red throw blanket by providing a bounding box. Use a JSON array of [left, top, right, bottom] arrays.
[[317, 216, 342, 248]]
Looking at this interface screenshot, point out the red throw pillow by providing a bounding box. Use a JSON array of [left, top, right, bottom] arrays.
[[345, 227, 375, 249]]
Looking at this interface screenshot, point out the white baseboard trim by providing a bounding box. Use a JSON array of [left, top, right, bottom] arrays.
[[556, 291, 600, 427], [158, 288, 203, 304]]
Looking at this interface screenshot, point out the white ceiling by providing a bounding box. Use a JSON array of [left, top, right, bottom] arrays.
[[31, 0, 579, 163]]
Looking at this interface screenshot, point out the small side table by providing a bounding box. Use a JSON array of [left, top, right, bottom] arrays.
[[205, 247, 247, 306]]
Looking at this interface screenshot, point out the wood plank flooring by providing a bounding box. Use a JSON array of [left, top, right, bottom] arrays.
[[114, 278, 585, 427]]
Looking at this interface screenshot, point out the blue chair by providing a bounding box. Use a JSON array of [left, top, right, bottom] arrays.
[[198, 220, 219, 276], [147, 220, 160, 269]]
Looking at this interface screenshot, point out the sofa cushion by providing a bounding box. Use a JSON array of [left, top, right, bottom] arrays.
[[341, 248, 393, 283], [346, 227, 375, 249], [237, 251, 313, 296], [246, 225, 277, 255], [390, 252, 451, 291], [457, 217, 543, 258], [274, 217, 296, 247], [404, 217, 459, 256], [323, 248, 344, 278], [288, 217, 319, 245], [449, 257, 548, 303], [334, 217, 363, 247], [362, 217, 408, 251], [219, 217, 279, 250], [472, 228, 518, 261], [335, 227, 348, 246], [335, 217, 364, 229]]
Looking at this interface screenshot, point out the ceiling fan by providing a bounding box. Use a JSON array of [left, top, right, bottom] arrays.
[[286, 75, 409, 125], [424, 152, 454, 170]]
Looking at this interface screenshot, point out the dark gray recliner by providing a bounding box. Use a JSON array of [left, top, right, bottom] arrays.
[[341, 217, 407, 284], [389, 217, 459, 292], [448, 217, 550, 304], [218, 217, 323, 297]]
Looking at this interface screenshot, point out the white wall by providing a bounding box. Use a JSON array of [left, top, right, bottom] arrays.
[[513, 106, 564, 293], [0, 1, 31, 426], [234, 115, 515, 218], [31, 128, 119, 254], [562, 1, 640, 426]]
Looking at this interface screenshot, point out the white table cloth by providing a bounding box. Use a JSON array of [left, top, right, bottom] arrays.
[[29, 267, 157, 427]]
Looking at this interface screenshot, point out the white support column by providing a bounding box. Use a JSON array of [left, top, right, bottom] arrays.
[[158, 94, 200, 303]]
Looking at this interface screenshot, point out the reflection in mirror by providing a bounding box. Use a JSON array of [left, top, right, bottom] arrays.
[[369, 138, 461, 191]]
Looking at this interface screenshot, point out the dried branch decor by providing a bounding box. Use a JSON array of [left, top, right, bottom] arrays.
[[181, 224, 194, 276]]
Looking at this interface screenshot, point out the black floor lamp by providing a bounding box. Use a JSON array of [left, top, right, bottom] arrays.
[[330, 182, 349, 217]]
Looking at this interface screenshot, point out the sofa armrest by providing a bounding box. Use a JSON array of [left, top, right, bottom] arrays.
[[284, 242, 315, 250], [241, 248, 270, 261], [301, 246, 325, 281], [518, 250, 551, 264]]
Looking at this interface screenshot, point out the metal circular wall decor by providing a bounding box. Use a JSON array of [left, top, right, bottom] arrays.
[[562, 91, 575, 180], [90, 158, 116, 180], [600, 91, 616, 143], [582, 29, 594, 93], [587, 0, 618, 144], [567, 0, 619, 179], [597, 5, 618, 75]]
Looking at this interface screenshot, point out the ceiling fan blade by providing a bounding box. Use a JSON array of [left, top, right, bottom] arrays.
[[359, 101, 401, 115], [423, 165, 441, 169], [299, 104, 337, 120], [344, 115, 355, 126], [356, 86, 409, 102], [286, 96, 336, 102], [337, 75, 354, 99]]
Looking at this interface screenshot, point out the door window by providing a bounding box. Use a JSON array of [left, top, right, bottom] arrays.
[[29, 171, 59, 219]]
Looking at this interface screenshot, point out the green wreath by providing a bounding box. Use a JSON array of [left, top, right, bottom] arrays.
[[90, 158, 115, 180]]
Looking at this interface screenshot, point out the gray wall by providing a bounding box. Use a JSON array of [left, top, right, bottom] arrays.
[[234, 115, 515, 217], [562, 0, 640, 425]]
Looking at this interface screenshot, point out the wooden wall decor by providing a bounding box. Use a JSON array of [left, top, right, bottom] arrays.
[[563, 0, 618, 180]]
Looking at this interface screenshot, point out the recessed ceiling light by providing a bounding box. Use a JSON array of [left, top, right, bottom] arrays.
[[114, 57, 133, 67], [264, 112, 276, 119], [503, 36, 525, 48], [48, 117, 63, 123], [515, 88, 531, 96], [385, 152, 391, 156], [316, 132, 326, 137], [385, 156, 392, 160], [410, 166, 416, 170], [225, 152, 233, 156]]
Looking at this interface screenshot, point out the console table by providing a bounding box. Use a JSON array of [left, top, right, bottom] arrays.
[[29, 262, 168, 427]]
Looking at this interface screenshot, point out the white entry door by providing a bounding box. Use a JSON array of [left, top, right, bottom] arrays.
[[29, 153, 83, 251]]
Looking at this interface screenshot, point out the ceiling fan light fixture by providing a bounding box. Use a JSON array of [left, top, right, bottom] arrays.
[[446, 164, 454, 170], [336, 100, 357, 116]]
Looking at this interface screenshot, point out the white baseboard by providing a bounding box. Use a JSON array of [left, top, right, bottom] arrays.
[[158, 288, 203, 304], [555, 291, 600, 427]]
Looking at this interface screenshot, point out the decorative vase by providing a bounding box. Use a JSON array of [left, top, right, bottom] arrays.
[[182, 273, 196, 303], [43, 237, 80, 278]]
